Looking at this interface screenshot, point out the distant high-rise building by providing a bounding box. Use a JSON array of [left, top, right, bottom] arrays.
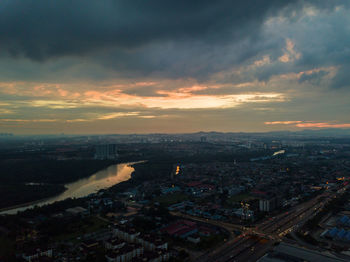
[[259, 196, 281, 212], [94, 144, 118, 160], [259, 199, 275, 212]]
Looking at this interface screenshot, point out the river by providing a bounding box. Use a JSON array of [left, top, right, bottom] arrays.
[[0, 162, 137, 215]]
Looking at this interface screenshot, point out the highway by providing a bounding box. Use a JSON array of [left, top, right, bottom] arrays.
[[171, 211, 243, 232], [195, 186, 347, 262]]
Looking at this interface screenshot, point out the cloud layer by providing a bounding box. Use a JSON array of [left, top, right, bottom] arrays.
[[0, 1, 349, 133]]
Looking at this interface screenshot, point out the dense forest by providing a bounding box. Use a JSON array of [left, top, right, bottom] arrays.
[[0, 184, 65, 210], [0, 159, 117, 184], [0, 159, 116, 209]]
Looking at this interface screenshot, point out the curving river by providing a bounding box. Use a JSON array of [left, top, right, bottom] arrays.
[[0, 162, 138, 215]]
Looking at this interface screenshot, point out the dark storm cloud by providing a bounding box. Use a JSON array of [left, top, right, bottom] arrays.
[[0, 0, 301, 61], [2, 0, 350, 134], [0, 0, 347, 82], [219, 2, 350, 89], [282, 5, 350, 89], [298, 70, 329, 84]]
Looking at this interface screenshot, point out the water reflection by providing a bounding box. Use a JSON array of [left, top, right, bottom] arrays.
[[1, 162, 136, 215]]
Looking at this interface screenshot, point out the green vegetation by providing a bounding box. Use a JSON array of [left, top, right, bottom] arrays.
[[38, 216, 109, 242], [0, 159, 116, 184], [83, 247, 106, 262], [132, 216, 157, 232], [0, 236, 15, 259], [0, 159, 116, 209], [197, 234, 227, 250], [296, 231, 319, 246], [169, 233, 227, 251], [226, 193, 254, 206], [154, 193, 188, 206], [169, 250, 189, 262], [23, 197, 87, 216], [0, 184, 65, 210]]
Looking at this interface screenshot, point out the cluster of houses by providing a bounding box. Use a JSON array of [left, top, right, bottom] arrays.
[[321, 227, 350, 242], [321, 215, 350, 243], [18, 217, 172, 262], [12, 144, 350, 261], [337, 215, 350, 227], [164, 155, 349, 217], [21, 247, 53, 262], [168, 200, 254, 221], [161, 219, 218, 244], [103, 223, 170, 262]]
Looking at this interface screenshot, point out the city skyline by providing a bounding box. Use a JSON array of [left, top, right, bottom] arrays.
[[1, 1, 350, 134]]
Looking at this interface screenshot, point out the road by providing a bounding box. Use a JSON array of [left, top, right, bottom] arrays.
[[194, 186, 347, 262], [170, 211, 243, 232]]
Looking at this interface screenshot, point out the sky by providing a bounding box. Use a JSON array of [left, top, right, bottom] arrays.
[[0, 0, 350, 134]]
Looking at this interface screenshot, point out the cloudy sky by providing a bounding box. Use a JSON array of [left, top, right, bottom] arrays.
[[1, 0, 350, 134]]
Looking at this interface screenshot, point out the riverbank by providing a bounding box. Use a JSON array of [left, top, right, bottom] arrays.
[[0, 159, 119, 210], [0, 187, 66, 213], [0, 184, 66, 211], [1, 161, 141, 215]]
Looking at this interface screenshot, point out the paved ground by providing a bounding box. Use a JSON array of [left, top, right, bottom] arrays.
[[192, 189, 343, 262]]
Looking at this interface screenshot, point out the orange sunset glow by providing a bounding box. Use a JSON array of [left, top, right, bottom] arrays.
[[0, 1, 349, 134]]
